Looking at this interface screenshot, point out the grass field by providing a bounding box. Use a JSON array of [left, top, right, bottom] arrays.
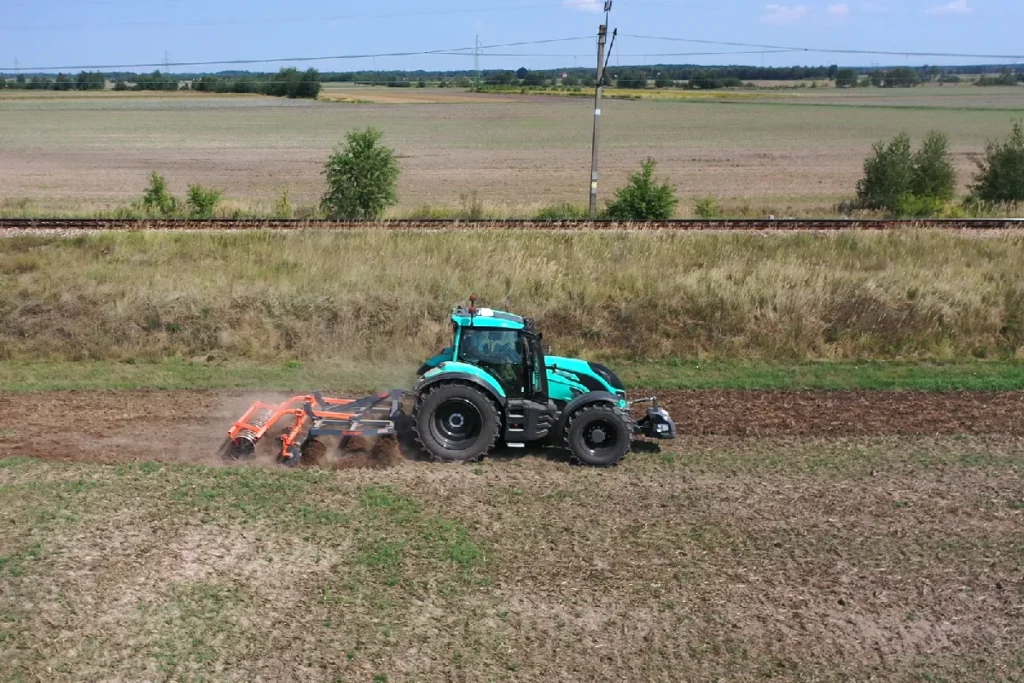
[[3, 229, 1024, 365], [1, 86, 1022, 218]]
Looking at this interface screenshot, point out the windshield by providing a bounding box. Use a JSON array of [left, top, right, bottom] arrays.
[[458, 329, 525, 396]]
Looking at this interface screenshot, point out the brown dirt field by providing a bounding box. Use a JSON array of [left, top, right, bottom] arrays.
[[1, 389, 1021, 465]]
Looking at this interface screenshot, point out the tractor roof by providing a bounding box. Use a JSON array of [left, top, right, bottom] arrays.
[[451, 305, 526, 330]]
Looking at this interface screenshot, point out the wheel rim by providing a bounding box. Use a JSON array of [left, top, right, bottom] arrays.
[[431, 398, 483, 451], [581, 419, 620, 460]]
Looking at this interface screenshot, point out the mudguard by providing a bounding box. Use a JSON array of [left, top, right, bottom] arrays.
[[415, 362, 507, 405]]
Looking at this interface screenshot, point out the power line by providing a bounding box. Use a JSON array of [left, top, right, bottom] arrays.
[[3, 37, 592, 72], [621, 34, 1024, 61], [436, 50, 800, 58]]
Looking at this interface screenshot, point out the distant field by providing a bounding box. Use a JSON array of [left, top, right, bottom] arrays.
[[0, 86, 1022, 217]]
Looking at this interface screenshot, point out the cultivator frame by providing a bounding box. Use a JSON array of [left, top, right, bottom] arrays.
[[228, 390, 404, 466]]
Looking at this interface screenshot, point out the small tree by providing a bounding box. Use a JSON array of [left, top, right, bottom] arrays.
[[141, 172, 179, 216], [321, 128, 401, 220], [835, 69, 858, 88], [186, 185, 223, 218], [857, 133, 915, 212], [911, 131, 956, 201], [605, 159, 678, 220], [616, 69, 647, 89], [970, 121, 1024, 204]]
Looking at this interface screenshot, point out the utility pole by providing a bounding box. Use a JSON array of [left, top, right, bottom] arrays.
[[474, 35, 481, 85], [588, 1, 613, 218]]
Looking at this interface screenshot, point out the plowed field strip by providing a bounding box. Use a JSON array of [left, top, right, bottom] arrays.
[[0, 389, 1020, 464]]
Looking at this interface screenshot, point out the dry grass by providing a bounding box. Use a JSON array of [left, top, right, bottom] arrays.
[[1, 433, 1022, 681], [2, 229, 1024, 363]]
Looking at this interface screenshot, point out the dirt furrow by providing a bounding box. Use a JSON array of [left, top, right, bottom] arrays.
[[0, 388, 1020, 465]]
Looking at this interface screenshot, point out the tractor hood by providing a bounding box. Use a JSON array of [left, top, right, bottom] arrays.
[[545, 355, 626, 402]]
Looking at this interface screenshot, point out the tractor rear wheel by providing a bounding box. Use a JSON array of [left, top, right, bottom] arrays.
[[565, 404, 631, 467], [413, 382, 500, 463]]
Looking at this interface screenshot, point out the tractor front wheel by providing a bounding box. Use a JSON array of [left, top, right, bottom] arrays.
[[413, 383, 500, 463], [565, 404, 631, 467]]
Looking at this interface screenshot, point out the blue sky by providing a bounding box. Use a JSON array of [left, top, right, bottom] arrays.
[[2, 0, 1021, 73]]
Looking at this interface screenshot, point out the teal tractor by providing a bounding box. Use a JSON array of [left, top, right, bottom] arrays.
[[412, 297, 676, 466]]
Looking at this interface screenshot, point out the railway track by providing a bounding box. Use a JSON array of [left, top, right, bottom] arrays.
[[1, 217, 1023, 232]]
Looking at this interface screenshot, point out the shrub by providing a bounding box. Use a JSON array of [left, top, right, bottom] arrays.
[[274, 190, 294, 219], [693, 197, 723, 219], [616, 70, 647, 89], [605, 159, 678, 220], [894, 194, 946, 218], [911, 131, 956, 202], [321, 128, 401, 220], [856, 131, 956, 215], [186, 185, 223, 218], [970, 121, 1024, 204], [263, 68, 320, 99], [141, 172, 179, 216], [857, 133, 915, 213], [835, 69, 858, 88]]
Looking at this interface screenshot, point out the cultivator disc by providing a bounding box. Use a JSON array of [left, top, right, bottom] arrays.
[[227, 390, 404, 467]]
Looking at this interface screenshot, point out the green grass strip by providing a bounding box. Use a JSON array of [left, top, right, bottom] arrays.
[[1, 358, 1023, 393]]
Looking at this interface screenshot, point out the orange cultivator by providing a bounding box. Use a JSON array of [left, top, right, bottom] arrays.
[[227, 391, 404, 466]]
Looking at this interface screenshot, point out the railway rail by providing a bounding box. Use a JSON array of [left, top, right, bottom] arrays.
[[1, 217, 1023, 232]]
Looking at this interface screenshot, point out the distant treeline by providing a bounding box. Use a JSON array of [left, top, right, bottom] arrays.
[[1, 71, 105, 91], [0, 67, 321, 99], [2, 62, 1021, 94]]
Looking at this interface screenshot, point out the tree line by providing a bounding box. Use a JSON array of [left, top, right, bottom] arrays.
[[0, 68, 321, 99], [1, 71, 105, 91]]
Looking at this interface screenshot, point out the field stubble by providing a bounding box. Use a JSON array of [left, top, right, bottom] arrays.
[[1, 91, 1022, 217]]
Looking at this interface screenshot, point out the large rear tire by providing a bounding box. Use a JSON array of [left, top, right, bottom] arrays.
[[565, 404, 631, 467], [413, 382, 500, 463]]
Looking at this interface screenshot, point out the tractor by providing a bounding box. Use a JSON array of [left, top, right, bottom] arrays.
[[227, 298, 675, 467]]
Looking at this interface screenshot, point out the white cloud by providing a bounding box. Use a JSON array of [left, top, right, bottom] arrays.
[[563, 0, 603, 11], [760, 4, 811, 24], [924, 0, 971, 14], [827, 3, 850, 17]]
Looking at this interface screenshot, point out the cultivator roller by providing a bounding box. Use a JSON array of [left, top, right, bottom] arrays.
[[227, 390, 404, 466]]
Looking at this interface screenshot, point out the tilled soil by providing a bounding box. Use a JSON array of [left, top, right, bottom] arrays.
[[658, 389, 1024, 436], [0, 388, 1020, 465]]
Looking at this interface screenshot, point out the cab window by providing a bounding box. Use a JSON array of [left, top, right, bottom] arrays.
[[458, 329, 525, 395]]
